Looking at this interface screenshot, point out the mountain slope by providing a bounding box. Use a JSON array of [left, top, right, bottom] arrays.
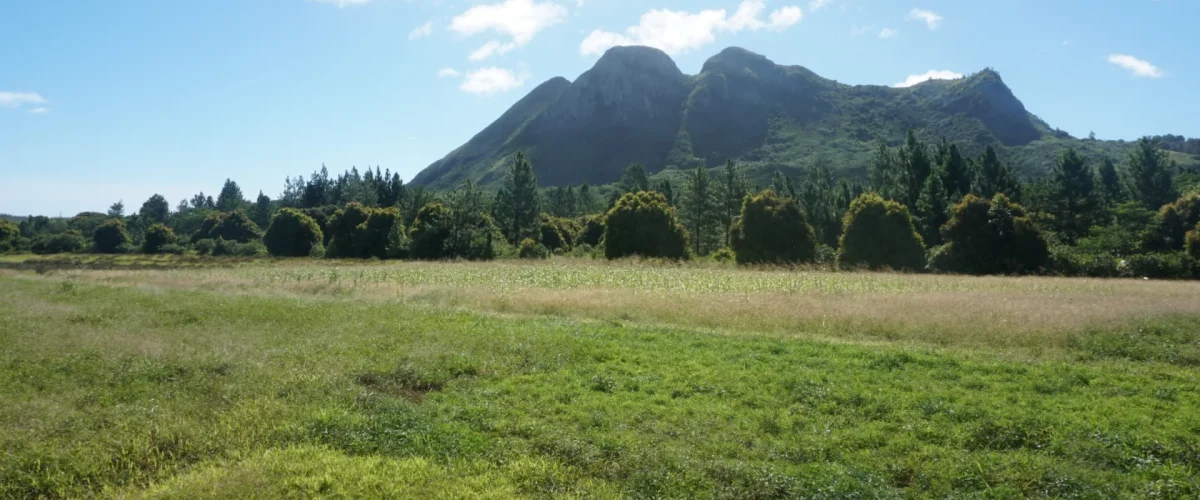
[[412, 46, 1171, 189]]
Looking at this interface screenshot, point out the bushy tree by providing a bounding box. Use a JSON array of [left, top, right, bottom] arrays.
[[730, 190, 816, 265], [933, 194, 1048, 275], [1186, 223, 1200, 260], [577, 214, 605, 247], [494, 153, 540, 244], [139, 194, 171, 225], [69, 212, 109, 238], [264, 208, 324, 257], [141, 224, 177, 254], [408, 202, 452, 260], [836, 193, 926, 270], [1127, 137, 1177, 210], [32, 231, 84, 255], [619, 164, 650, 194], [603, 191, 688, 260], [193, 210, 262, 243], [1145, 193, 1200, 251], [518, 238, 550, 259], [93, 219, 132, 254], [0, 219, 20, 252], [324, 203, 403, 259], [408, 201, 498, 260]]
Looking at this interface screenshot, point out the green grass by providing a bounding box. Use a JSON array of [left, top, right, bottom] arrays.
[[2, 261, 1200, 498]]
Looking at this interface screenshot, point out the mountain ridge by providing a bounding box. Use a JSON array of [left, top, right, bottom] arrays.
[[411, 46, 1154, 189]]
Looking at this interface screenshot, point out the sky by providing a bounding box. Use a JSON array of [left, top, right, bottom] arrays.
[[1, 0, 1195, 216]]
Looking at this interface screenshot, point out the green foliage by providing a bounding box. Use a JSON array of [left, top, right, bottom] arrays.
[[31, 231, 84, 255], [577, 215, 605, 248], [717, 160, 749, 248], [325, 203, 405, 259], [538, 215, 577, 251], [518, 238, 550, 259], [209, 238, 267, 257], [934, 194, 1049, 275], [680, 165, 721, 255], [603, 191, 688, 260], [0, 219, 19, 253], [1123, 252, 1196, 279], [93, 219, 132, 254], [1128, 137, 1178, 210], [494, 152, 540, 244], [1050, 148, 1098, 241], [974, 145, 1023, 200], [139, 194, 171, 225], [141, 224, 178, 254], [194, 238, 217, 255], [710, 248, 735, 263], [68, 212, 109, 239], [192, 211, 262, 244], [408, 202, 499, 261], [216, 178, 247, 212], [619, 164, 650, 194], [837, 193, 926, 270], [263, 208, 324, 258], [1186, 224, 1200, 260], [730, 190, 817, 265]]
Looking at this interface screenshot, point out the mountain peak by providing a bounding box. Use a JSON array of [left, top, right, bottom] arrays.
[[593, 45, 682, 78], [701, 46, 777, 77]]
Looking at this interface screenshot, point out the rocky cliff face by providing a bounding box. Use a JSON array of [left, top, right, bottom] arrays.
[[412, 46, 1054, 189]]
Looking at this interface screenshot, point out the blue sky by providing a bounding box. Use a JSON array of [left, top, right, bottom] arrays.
[[1, 0, 1195, 216]]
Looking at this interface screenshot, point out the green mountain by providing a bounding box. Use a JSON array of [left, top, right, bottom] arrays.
[[412, 46, 1191, 189]]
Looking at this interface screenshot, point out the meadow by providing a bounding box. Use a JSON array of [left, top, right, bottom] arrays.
[[2, 255, 1199, 498]]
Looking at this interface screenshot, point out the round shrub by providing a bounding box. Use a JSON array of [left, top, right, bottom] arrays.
[[1186, 224, 1200, 260], [0, 219, 19, 253], [730, 190, 816, 265], [142, 224, 178, 254], [518, 238, 550, 259], [194, 238, 217, 256], [264, 208, 324, 257], [935, 194, 1049, 275], [710, 248, 735, 263], [32, 231, 84, 255], [577, 215, 605, 248], [408, 202, 453, 260], [603, 191, 688, 260], [837, 193, 926, 270], [93, 219, 132, 254], [192, 211, 262, 243], [324, 203, 405, 259]]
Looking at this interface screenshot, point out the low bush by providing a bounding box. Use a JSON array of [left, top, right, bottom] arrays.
[[142, 224, 178, 254], [194, 239, 217, 256], [518, 238, 550, 259], [192, 211, 262, 243], [31, 231, 85, 255], [1121, 252, 1196, 279], [1046, 245, 1120, 278], [264, 208, 324, 257]]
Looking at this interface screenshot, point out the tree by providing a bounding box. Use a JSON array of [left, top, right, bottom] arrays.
[[603, 191, 688, 260], [251, 191, 272, 229], [32, 231, 84, 255], [108, 200, 125, 218], [216, 179, 247, 212], [139, 194, 170, 225], [1127, 137, 1177, 210], [868, 142, 901, 200], [799, 156, 840, 247], [655, 179, 675, 206], [730, 190, 817, 265], [193, 211, 262, 243], [681, 165, 721, 256], [933, 194, 1048, 275], [303, 166, 332, 208], [916, 168, 949, 246], [974, 146, 1022, 200], [619, 164, 650, 194], [941, 143, 971, 199], [717, 159, 748, 247], [444, 179, 497, 258], [494, 152, 540, 244], [0, 219, 19, 253], [1145, 193, 1200, 251], [1186, 223, 1200, 260], [264, 208, 324, 257], [1097, 157, 1125, 206], [142, 224, 178, 254], [1050, 148, 1098, 241], [900, 130, 933, 208], [93, 219, 132, 254], [837, 193, 926, 271]]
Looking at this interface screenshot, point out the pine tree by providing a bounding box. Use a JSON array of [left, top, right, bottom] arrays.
[[108, 201, 125, 218], [974, 146, 1022, 200], [252, 191, 272, 229], [800, 156, 840, 248], [139, 194, 170, 225], [578, 183, 596, 214], [681, 165, 720, 256], [1050, 148, 1097, 241], [900, 131, 933, 208], [1128, 137, 1177, 210], [494, 152, 541, 244], [718, 160, 748, 248], [771, 171, 789, 197], [656, 179, 675, 206], [941, 143, 971, 199], [216, 179, 246, 212], [1097, 157, 1125, 207], [620, 164, 650, 194], [868, 142, 901, 200], [916, 168, 949, 246]]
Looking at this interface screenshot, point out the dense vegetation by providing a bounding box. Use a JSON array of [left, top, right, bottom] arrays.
[[3, 129, 1199, 279]]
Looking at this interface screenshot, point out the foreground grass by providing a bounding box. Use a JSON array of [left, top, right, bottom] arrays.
[[2, 262, 1200, 498]]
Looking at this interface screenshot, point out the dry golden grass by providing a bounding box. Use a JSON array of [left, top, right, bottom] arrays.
[[14, 258, 1200, 353]]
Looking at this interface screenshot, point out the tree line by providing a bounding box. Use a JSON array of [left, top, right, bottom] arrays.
[[2, 133, 1198, 278]]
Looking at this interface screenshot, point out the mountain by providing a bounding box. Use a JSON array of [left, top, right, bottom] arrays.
[[412, 46, 1189, 189]]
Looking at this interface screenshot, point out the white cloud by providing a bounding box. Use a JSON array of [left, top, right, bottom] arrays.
[[810, 0, 831, 11], [460, 67, 529, 95], [311, 0, 371, 7], [907, 8, 942, 30], [469, 40, 517, 61], [878, 28, 898, 39], [437, 68, 461, 78], [408, 21, 434, 40], [28, 107, 49, 115], [0, 91, 47, 108], [1107, 54, 1164, 78], [451, 0, 568, 60], [850, 25, 873, 37], [579, 0, 803, 56], [893, 70, 963, 88]]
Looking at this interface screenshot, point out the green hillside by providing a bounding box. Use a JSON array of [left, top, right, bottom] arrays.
[[412, 46, 1198, 189]]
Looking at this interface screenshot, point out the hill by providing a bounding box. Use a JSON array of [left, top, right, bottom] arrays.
[[413, 46, 1198, 189]]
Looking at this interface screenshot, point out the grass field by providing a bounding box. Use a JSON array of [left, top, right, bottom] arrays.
[[2, 256, 1200, 498]]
